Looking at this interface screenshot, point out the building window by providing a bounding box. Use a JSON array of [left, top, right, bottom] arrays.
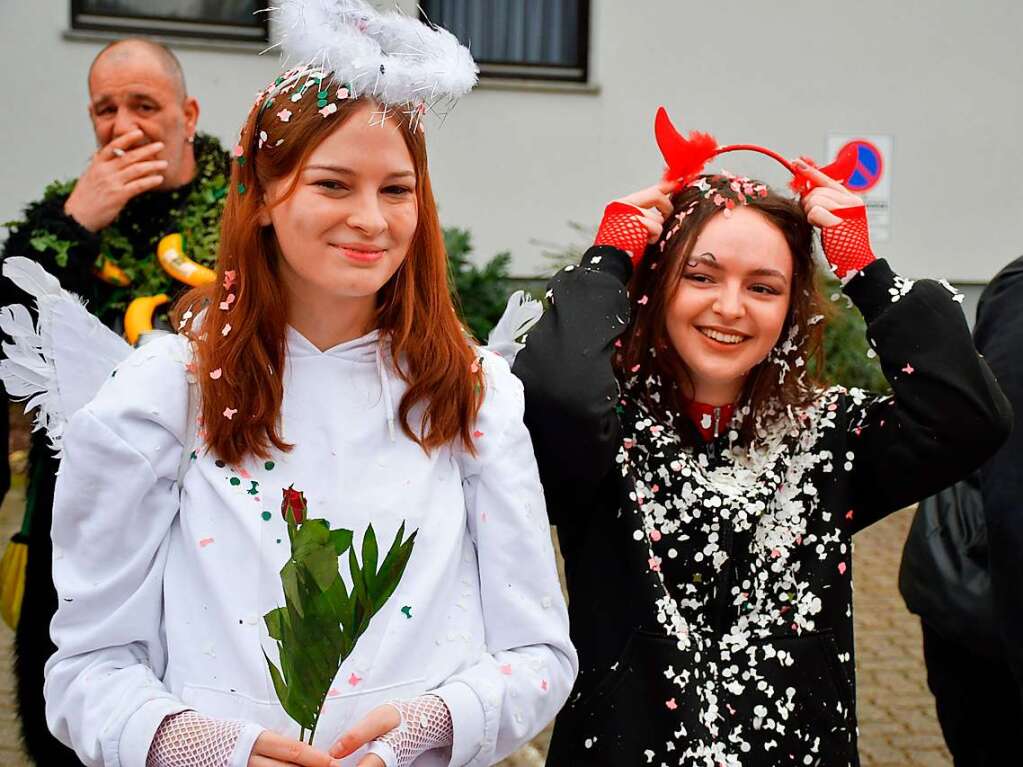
[[421, 0, 589, 83], [70, 0, 270, 43]]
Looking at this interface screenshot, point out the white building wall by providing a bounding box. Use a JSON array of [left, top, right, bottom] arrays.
[[2, 0, 1021, 286]]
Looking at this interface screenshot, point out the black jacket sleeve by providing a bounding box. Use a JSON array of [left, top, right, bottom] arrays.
[[512, 246, 632, 526], [972, 255, 1023, 696], [842, 259, 1013, 530]]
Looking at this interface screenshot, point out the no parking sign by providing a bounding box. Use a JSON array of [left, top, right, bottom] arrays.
[[826, 134, 892, 242]]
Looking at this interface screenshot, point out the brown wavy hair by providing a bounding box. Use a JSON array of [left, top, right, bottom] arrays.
[[174, 83, 483, 464], [617, 174, 828, 444]]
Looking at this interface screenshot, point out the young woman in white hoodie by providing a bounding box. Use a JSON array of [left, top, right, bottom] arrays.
[[41, 61, 576, 767]]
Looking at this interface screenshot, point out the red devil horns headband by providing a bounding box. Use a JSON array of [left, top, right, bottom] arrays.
[[654, 106, 858, 195]]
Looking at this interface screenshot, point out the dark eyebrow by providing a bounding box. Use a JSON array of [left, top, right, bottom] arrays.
[[304, 164, 415, 180], [688, 252, 787, 280], [92, 92, 160, 106], [688, 252, 720, 268], [749, 267, 788, 280]]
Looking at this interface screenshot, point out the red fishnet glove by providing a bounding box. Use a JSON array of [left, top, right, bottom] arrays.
[[820, 205, 875, 279], [594, 201, 650, 267]]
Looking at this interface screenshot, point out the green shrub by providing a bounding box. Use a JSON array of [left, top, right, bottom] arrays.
[[445, 227, 514, 341], [819, 281, 888, 392]]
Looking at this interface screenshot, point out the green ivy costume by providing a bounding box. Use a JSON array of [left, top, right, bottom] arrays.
[[0, 132, 229, 767]]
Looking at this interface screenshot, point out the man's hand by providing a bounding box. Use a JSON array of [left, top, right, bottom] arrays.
[[64, 128, 167, 232], [247, 730, 337, 767]]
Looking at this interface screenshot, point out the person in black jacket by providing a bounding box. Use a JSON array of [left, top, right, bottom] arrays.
[[909, 254, 1023, 766], [1, 39, 228, 766], [513, 161, 1011, 766]]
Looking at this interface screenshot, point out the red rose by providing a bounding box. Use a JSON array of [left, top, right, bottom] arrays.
[[281, 485, 307, 525]]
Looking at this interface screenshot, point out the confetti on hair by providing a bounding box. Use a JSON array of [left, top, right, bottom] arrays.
[[209, 368, 223, 380], [223, 407, 238, 420]]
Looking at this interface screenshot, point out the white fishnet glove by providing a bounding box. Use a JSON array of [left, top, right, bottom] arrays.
[[364, 695, 453, 767], [146, 710, 263, 767]]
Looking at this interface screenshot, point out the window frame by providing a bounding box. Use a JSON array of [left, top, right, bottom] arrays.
[[420, 0, 590, 84], [69, 0, 270, 44]]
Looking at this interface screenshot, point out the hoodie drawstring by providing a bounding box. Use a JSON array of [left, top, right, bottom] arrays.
[[375, 344, 397, 443]]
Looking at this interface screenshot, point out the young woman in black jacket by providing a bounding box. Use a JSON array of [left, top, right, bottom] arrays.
[[513, 150, 1012, 765]]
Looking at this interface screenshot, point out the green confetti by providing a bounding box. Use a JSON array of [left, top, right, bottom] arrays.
[[401, 605, 412, 619], [230, 477, 241, 487], [248, 481, 260, 496], [262, 511, 272, 521], [264, 461, 276, 471], [237, 183, 247, 195]]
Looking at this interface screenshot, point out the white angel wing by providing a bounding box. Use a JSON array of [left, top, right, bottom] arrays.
[[0, 257, 131, 456], [484, 290, 543, 365]]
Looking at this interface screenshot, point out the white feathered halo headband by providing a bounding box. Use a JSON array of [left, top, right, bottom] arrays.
[[259, 0, 478, 132]]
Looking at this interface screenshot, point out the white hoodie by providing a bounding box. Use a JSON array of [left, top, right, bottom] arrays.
[[44, 329, 576, 767]]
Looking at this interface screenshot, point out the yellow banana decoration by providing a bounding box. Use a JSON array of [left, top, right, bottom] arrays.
[[0, 534, 28, 630], [157, 233, 216, 287], [95, 259, 131, 286], [124, 294, 170, 346]]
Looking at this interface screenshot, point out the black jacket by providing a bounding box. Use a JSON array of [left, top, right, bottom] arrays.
[[513, 247, 1011, 766], [0, 134, 228, 766], [973, 255, 1023, 699]]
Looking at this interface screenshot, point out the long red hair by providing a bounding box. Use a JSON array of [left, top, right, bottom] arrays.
[[174, 81, 482, 464]]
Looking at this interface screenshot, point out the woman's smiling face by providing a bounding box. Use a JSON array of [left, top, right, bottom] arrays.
[[665, 206, 794, 404], [264, 99, 419, 310]]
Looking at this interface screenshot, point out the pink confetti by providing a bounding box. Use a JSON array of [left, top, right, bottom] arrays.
[[198, 537, 214, 548], [337, 87, 350, 100], [223, 407, 238, 420], [347, 673, 362, 687], [221, 324, 232, 337], [500, 664, 513, 675], [238, 468, 251, 479], [470, 358, 480, 373], [223, 270, 237, 290], [219, 301, 231, 311], [838, 562, 847, 575], [319, 103, 338, 118], [902, 363, 915, 374], [771, 549, 782, 558], [276, 109, 292, 123], [473, 430, 484, 439], [637, 295, 649, 305], [845, 510, 854, 520], [666, 698, 678, 710], [184, 362, 197, 376], [648, 556, 662, 572], [209, 368, 222, 380], [540, 679, 549, 692], [650, 530, 662, 542], [232, 144, 244, 157]]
